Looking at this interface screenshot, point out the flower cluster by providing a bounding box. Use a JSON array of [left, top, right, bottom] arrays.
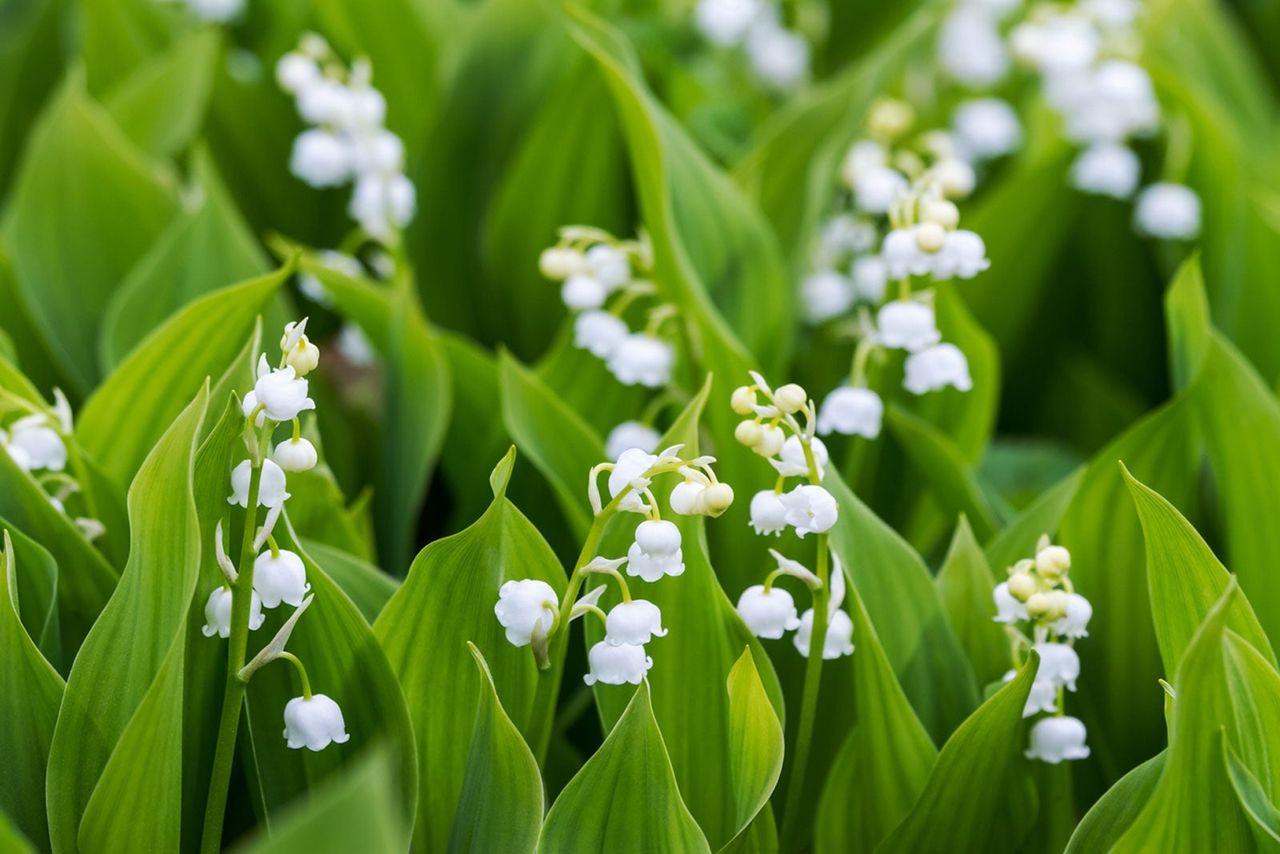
[[495, 444, 733, 685], [992, 535, 1092, 764], [692, 0, 810, 92], [276, 35, 415, 243], [540, 226, 677, 391], [202, 320, 349, 752]]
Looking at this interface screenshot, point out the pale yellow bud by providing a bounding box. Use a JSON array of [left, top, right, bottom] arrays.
[[1025, 592, 1052, 619], [1007, 572, 1037, 603], [1036, 545, 1071, 577], [731, 386, 758, 416], [538, 247, 583, 280], [869, 98, 915, 140], [934, 159, 975, 198], [698, 482, 735, 517], [735, 420, 764, 448], [755, 425, 786, 458], [286, 337, 320, 376], [915, 222, 947, 253], [773, 383, 808, 414], [922, 200, 960, 230], [1043, 590, 1070, 621]]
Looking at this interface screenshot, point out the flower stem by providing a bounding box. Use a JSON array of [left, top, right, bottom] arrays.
[[278, 651, 313, 699], [200, 463, 262, 854]]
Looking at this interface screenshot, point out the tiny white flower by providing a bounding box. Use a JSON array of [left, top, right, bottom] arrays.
[[669, 480, 735, 518], [1034, 642, 1081, 691], [793, 608, 855, 658], [494, 579, 558, 647], [938, 7, 1010, 87], [820, 214, 878, 256], [850, 255, 888, 303], [1051, 593, 1093, 639], [605, 599, 668, 646], [201, 587, 265, 638], [343, 85, 387, 131], [817, 386, 883, 438], [993, 582, 1029, 624], [748, 490, 788, 536], [772, 435, 828, 480], [801, 270, 854, 324], [606, 334, 674, 388], [854, 166, 908, 215], [1013, 16, 1100, 75], [186, 0, 244, 23], [283, 694, 351, 751], [604, 421, 661, 462], [841, 140, 888, 188], [626, 519, 685, 582], [583, 640, 652, 685], [228, 459, 291, 509], [779, 484, 838, 537], [584, 244, 631, 291], [694, 0, 762, 46], [338, 323, 377, 367], [254, 366, 316, 422], [933, 158, 976, 199], [1025, 716, 1090, 764], [608, 448, 658, 513], [253, 549, 311, 608], [1133, 183, 1201, 240], [350, 172, 416, 240], [3, 416, 66, 472], [296, 78, 350, 126], [573, 310, 628, 357], [1071, 143, 1140, 199], [1035, 544, 1072, 575], [880, 228, 934, 280], [952, 98, 1023, 161], [561, 275, 607, 311], [876, 301, 940, 352], [276, 52, 319, 95], [931, 230, 990, 280], [904, 344, 972, 395], [274, 437, 319, 472], [289, 129, 353, 188], [745, 20, 809, 91], [1005, 669, 1061, 717], [539, 246, 585, 280], [737, 585, 801, 639], [349, 129, 405, 176]]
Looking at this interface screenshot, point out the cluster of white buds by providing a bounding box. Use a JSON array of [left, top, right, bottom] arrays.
[[496, 444, 732, 684], [0, 389, 104, 541], [540, 226, 676, 390], [692, 0, 810, 92], [276, 34, 415, 243], [992, 535, 1092, 764], [202, 320, 349, 752]]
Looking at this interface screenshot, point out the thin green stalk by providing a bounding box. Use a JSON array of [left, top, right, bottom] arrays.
[[200, 463, 262, 854]]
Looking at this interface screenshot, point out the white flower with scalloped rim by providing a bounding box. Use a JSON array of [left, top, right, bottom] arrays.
[[992, 582, 1029, 624], [574, 310, 629, 357], [1051, 593, 1093, 639], [583, 640, 652, 685], [607, 334, 674, 388], [201, 587, 265, 638], [818, 387, 883, 438], [604, 421, 662, 462], [626, 520, 685, 582], [605, 599, 667, 646], [1025, 716, 1090, 764], [228, 460, 291, 509], [253, 549, 311, 609], [737, 585, 801, 639], [904, 344, 973, 395], [2, 415, 66, 472], [793, 607, 855, 658], [494, 579, 558, 647], [748, 490, 788, 536], [779, 484, 838, 537], [283, 694, 351, 751], [877, 301, 940, 352], [1034, 642, 1081, 691]]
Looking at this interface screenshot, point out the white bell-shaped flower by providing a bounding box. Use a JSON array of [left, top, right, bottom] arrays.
[[1005, 669, 1061, 717], [253, 366, 316, 422], [1051, 593, 1093, 639], [854, 166, 908, 215], [817, 386, 883, 438], [584, 244, 631, 291], [904, 344, 973, 395], [801, 270, 853, 324], [561, 275, 607, 311], [952, 98, 1023, 161], [626, 519, 685, 582], [737, 585, 801, 639], [253, 549, 311, 608], [605, 599, 667, 646], [1012, 15, 1099, 74], [201, 586, 265, 638], [573, 310, 629, 358], [583, 640, 652, 685], [748, 490, 788, 536], [604, 421, 661, 462], [938, 7, 1010, 87], [850, 255, 888, 303], [793, 608, 855, 658], [349, 172, 416, 241], [694, 0, 762, 46], [1025, 716, 1090, 764], [609, 448, 658, 514], [297, 78, 349, 126], [779, 485, 838, 537], [1034, 642, 1081, 691], [273, 437, 319, 473], [494, 579, 558, 647], [876, 301, 940, 352], [881, 228, 935, 280], [283, 694, 351, 751], [276, 52, 319, 95], [931, 230, 990, 280], [771, 435, 828, 480], [606, 333, 674, 388], [993, 582, 1029, 624], [3, 416, 66, 472], [349, 129, 405, 176], [289, 129, 353, 188], [841, 140, 888, 187], [228, 459, 291, 509], [1133, 183, 1201, 240], [1070, 143, 1140, 199], [820, 214, 878, 256], [745, 20, 809, 91]]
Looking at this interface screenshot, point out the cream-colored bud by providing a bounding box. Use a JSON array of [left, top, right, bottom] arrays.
[[934, 159, 976, 198], [731, 386, 758, 415], [1007, 572, 1037, 603], [868, 98, 915, 140], [915, 222, 947, 253], [1044, 590, 1070, 621], [1025, 592, 1052, 619], [773, 383, 808, 414], [922, 200, 960, 230], [538, 247, 583, 280], [1036, 545, 1071, 577], [755, 425, 786, 457], [286, 338, 320, 376], [735, 420, 764, 448], [699, 482, 735, 517]]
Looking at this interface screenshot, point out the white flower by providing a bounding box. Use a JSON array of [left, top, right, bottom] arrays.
[[606, 334, 674, 388], [850, 255, 888, 303], [254, 365, 315, 422], [1005, 669, 1061, 717], [1071, 143, 1140, 199], [253, 549, 311, 608], [283, 694, 351, 751], [1034, 642, 1081, 691], [228, 460, 291, 508], [772, 435, 828, 479], [609, 448, 658, 513], [539, 247, 585, 280], [297, 78, 350, 127], [931, 230, 990, 280], [289, 129, 352, 188], [669, 480, 734, 518], [820, 214, 878, 256], [1012, 16, 1099, 75], [1083, 0, 1140, 28], [779, 485, 838, 537], [801, 270, 853, 323], [1051, 593, 1093, 639], [584, 640, 652, 685], [573, 310, 628, 357], [626, 519, 685, 582], [494, 579, 558, 647], [350, 172, 416, 240], [793, 608, 855, 658], [201, 587, 265, 638], [186, 0, 244, 23], [1025, 716, 1090, 764], [584, 244, 631, 290], [880, 228, 934, 280], [933, 158, 976, 199], [854, 167, 908, 215], [606, 599, 667, 645], [349, 129, 405, 176], [938, 8, 1010, 87], [745, 20, 809, 91], [694, 0, 762, 46], [1134, 183, 1201, 240], [274, 437, 319, 472], [748, 490, 788, 536], [993, 582, 1029, 623], [817, 386, 883, 438], [736, 585, 801, 639], [1035, 544, 1072, 575], [952, 98, 1023, 161], [1061, 60, 1159, 144], [276, 52, 318, 96], [904, 344, 973, 395], [841, 140, 888, 188], [604, 421, 661, 462], [562, 275, 607, 311], [2, 416, 66, 472], [876, 301, 940, 352]]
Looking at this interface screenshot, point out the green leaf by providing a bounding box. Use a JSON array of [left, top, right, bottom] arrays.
[[448, 644, 545, 854], [0, 71, 175, 395], [1122, 466, 1275, 674], [935, 516, 1009, 689], [0, 529, 64, 850], [81, 0, 180, 93], [1064, 751, 1167, 854], [45, 385, 209, 853], [0, 0, 65, 197], [76, 268, 287, 488], [1225, 742, 1280, 848], [0, 519, 60, 665], [539, 684, 711, 853], [876, 652, 1039, 852], [300, 540, 397, 624], [373, 448, 564, 853], [723, 649, 785, 851]]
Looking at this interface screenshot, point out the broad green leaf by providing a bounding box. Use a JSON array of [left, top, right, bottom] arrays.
[[81, 0, 180, 93], [1226, 743, 1280, 848], [1064, 751, 1167, 854], [284, 456, 374, 562], [0, 530, 64, 850], [449, 644, 545, 854], [1, 71, 175, 395], [373, 449, 564, 853], [722, 650, 785, 852], [46, 386, 209, 853], [300, 540, 397, 624], [1123, 467, 1275, 674], [0, 520, 60, 664], [935, 516, 1009, 689], [816, 582, 937, 853], [0, 811, 37, 854], [985, 468, 1083, 571], [437, 331, 512, 529], [0, 0, 65, 197], [876, 653, 1039, 852], [76, 269, 287, 488], [539, 684, 711, 854]]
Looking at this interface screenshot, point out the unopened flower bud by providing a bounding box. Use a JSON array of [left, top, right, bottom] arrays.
[[731, 386, 757, 415], [773, 383, 808, 414], [286, 337, 320, 376], [869, 98, 915, 140], [539, 246, 583, 280], [735, 420, 764, 448], [1043, 590, 1070, 621], [934, 159, 976, 198], [699, 482, 735, 517], [755, 424, 786, 458], [1007, 572, 1037, 602], [1025, 592, 1052, 619], [922, 200, 960, 229], [1036, 544, 1071, 577], [914, 222, 947, 253]]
